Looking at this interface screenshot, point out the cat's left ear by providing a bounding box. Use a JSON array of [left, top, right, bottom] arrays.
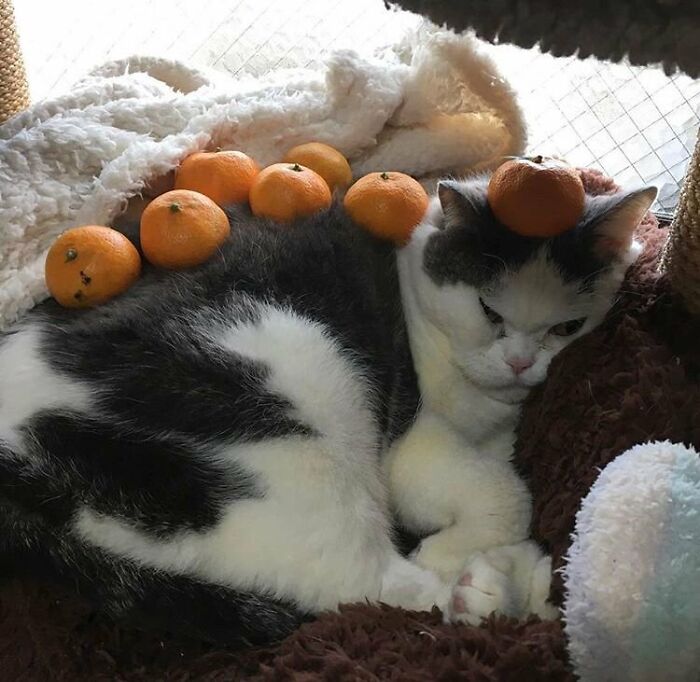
[[437, 180, 483, 229], [588, 186, 657, 259]]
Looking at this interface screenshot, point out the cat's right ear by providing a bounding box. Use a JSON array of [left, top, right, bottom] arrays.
[[437, 180, 482, 229], [586, 186, 657, 260]]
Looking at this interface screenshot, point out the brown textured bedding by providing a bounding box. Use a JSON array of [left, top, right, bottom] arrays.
[[2, 169, 698, 681]]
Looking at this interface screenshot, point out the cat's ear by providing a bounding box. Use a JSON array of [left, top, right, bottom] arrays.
[[587, 186, 657, 259], [437, 180, 483, 229]]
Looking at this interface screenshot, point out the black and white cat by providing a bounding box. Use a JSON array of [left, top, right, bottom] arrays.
[[0, 176, 655, 645]]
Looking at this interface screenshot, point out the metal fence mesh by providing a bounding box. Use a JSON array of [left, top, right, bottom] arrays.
[[483, 43, 700, 214]]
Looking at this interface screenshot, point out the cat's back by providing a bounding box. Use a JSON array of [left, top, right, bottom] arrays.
[[0, 205, 416, 624], [32, 203, 402, 368], [6, 204, 412, 444]]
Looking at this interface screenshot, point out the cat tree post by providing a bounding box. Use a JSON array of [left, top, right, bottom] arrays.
[[659, 129, 700, 315], [0, 0, 30, 124]]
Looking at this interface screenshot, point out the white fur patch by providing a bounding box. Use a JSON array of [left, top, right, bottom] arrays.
[[75, 435, 392, 611], [216, 305, 378, 455], [74, 307, 402, 612], [0, 326, 94, 449], [493, 250, 585, 332]]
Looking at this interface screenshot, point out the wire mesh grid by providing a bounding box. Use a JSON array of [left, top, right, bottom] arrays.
[[13, 0, 700, 214], [483, 43, 700, 214]]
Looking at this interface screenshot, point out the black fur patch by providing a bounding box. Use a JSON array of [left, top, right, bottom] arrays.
[[423, 179, 632, 291], [423, 208, 541, 288], [21, 412, 256, 535], [42, 312, 314, 443], [3, 525, 307, 647], [0, 441, 76, 530]]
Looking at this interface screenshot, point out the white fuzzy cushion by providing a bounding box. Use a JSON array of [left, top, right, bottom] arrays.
[[564, 440, 700, 682]]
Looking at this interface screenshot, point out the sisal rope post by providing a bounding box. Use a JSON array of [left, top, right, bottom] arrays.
[[0, 0, 30, 124], [659, 128, 700, 315]]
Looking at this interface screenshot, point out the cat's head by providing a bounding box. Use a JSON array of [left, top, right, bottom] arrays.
[[402, 176, 656, 399]]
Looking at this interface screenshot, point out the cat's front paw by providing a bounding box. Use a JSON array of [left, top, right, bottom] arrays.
[[445, 552, 517, 626], [444, 542, 559, 625], [413, 535, 469, 582]]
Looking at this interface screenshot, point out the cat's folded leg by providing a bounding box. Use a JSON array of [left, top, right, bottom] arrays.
[[385, 410, 532, 582]]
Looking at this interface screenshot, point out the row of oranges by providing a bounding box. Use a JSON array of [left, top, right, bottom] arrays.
[[45, 143, 429, 308]]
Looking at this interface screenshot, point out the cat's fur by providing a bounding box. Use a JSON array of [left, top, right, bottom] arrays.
[[0, 177, 655, 644]]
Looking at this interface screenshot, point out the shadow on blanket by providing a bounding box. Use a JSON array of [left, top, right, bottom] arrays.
[[1, 170, 698, 681]]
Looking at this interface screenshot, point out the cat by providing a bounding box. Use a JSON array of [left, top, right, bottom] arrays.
[[386, 178, 654, 621], [0, 175, 655, 645]]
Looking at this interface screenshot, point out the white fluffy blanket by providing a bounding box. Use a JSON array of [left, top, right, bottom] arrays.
[[0, 26, 524, 329]]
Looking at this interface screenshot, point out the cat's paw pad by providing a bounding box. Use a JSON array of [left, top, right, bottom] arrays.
[[446, 553, 515, 626]]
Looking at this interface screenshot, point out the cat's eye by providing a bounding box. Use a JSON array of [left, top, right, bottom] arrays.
[[549, 318, 586, 337], [479, 298, 503, 325]]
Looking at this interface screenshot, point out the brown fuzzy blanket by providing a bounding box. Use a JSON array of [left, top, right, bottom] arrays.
[[2, 170, 698, 680], [390, 0, 700, 78]]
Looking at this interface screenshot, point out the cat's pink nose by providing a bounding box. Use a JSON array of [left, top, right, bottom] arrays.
[[507, 357, 534, 375]]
